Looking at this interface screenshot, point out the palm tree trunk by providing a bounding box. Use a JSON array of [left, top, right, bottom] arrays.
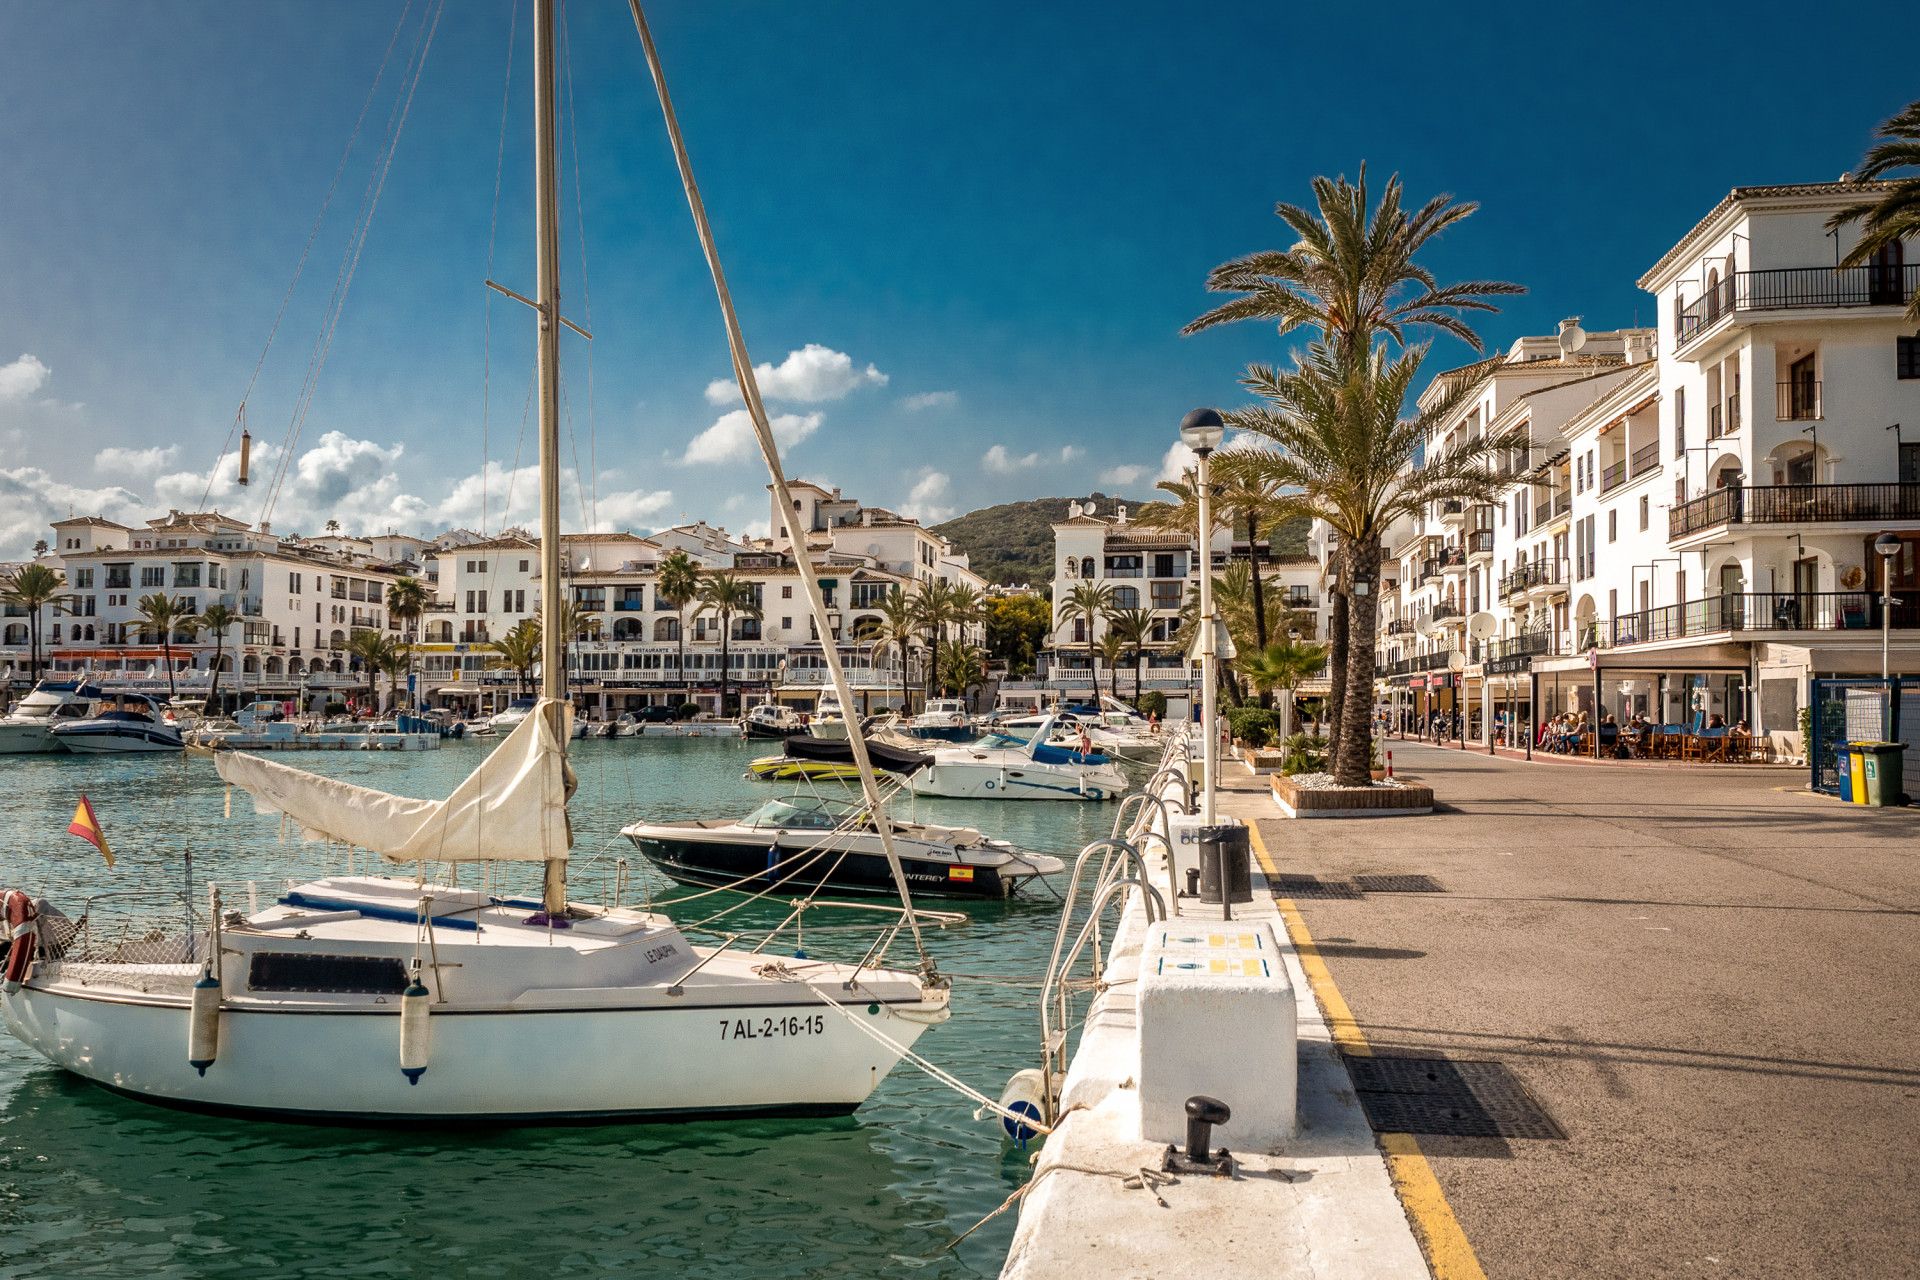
[[162, 635, 176, 702], [1334, 536, 1381, 786], [27, 614, 39, 685], [1133, 652, 1142, 703], [1326, 551, 1350, 765], [677, 616, 688, 708], [208, 636, 223, 713], [720, 613, 732, 716]]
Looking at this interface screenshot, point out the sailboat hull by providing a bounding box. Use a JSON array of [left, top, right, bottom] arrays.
[[2, 983, 944, 1123]]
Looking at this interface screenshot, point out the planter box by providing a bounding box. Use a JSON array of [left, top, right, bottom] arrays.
[[1271, 773, 1434, 819], [1245, 748, 1287, 774]]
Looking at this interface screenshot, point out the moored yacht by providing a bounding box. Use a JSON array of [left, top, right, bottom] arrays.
[[809, 690, 849, 740], [0, 680, 106, 754], [908, 716, 1127, 801], [623, 794, 1064, 901], [741, 700, 804, 740], [904, 698, 976, 742], [488, 697, 537, 734], [47, 692, 184, 754]]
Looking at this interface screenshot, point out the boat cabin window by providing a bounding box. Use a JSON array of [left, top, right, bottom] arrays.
[[248, 952, 411, 994], [742, 796, 861, 831]]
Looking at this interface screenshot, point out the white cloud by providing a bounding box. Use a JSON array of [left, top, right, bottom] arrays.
[[739, 518, 772, 539], [95, 445, 180, 473], [901, 390, 957, 411], [1059, 445, 1084, 463], [900, 468, 955, 524], [1100, 463, 1150, 487], [704, 344, 887, 406], [681, 409, 823, 465], [1155, 429, 1272, 484], [0, 354, 50, 402], [591, 487, 675, 531], [982, 444, 1040, 474], [0, 467, 147, 557]]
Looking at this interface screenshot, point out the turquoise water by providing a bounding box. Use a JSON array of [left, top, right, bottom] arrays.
[[0, 737, 1120, 1278]]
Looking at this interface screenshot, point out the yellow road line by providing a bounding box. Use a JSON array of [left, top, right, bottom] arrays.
[[1246, 820, 1488, 1280]]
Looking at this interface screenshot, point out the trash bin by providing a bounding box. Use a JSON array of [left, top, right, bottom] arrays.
[[1854, 741, 1907, 807], [1198, 823, 1252, 907]]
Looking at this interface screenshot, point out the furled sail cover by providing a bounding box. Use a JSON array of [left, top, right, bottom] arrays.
[[215, 700, 575, 862]]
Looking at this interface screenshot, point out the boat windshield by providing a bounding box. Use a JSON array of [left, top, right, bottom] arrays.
[[973, 733, 1025, 750], [10, 702, 57, 720], [742, 796, 863, 831]]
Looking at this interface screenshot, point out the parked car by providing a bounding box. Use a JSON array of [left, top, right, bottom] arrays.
[[634, 705, 678, 723]]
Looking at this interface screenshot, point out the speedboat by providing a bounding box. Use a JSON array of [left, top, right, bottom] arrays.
[[741, 700, 804, 740], [488, 697, 537, 733], [47, 692, 185, 754], [809, 691, 849, 740], [908, 715, 1127, 801], [747, 733, 933, 783], [0, 680, 106, 754], [623, 794, 1064, 901], [904, 698, 976, 743]]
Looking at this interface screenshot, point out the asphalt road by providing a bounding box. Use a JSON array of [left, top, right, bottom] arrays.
[[1252, 744, 1920, 1280]]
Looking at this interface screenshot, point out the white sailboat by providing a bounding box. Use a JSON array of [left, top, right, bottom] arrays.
[[1, 1, 947, 1123]]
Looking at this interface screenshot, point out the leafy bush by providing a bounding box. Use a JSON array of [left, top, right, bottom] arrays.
[[1280, 731, 1327, 775], [1136, 691, 1167, 719], [1228, 705, 1276, 747], [676, 702, 701, 721]]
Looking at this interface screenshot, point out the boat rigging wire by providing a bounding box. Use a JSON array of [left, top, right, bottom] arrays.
[[625, 0, 934, 980], [258, 0, 447, 530], [198, 0, 420, 512]]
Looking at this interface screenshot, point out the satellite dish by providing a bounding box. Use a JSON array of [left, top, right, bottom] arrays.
[[1447, 651, 1467, 672], [1415, 616, 1436, 637], [1468, 611, 1497, 641], [1558, 317, 1588, 356]]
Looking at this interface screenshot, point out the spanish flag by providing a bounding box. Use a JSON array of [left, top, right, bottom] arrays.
[[67, 795, 113, 867]]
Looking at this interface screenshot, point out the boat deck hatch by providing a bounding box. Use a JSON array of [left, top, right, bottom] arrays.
[[1343, 1055, 1565, 1140]]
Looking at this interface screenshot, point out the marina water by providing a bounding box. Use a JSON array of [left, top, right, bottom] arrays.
[[0, 735, 1117, 1278]]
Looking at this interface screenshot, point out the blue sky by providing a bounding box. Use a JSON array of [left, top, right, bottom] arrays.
[[0, 0, 1912, 556]]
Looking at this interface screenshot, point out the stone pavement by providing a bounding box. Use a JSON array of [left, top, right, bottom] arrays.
[[1254, 741, 1920, 1279]]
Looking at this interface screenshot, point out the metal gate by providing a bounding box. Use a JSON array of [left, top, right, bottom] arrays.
[[1808, 677, 1917, 798]]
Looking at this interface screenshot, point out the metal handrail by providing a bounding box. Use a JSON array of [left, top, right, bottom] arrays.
[[1040, 875, 1169, 1120]]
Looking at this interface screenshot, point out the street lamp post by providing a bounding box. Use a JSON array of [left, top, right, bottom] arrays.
[[1181, 408, 1226, 825], [1874, 532, 1901, 683]]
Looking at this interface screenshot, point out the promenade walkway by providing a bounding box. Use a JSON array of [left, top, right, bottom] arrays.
[[1256, 741, 1920, 1279]]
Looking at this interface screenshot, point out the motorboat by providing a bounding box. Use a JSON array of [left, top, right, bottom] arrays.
[[2, 0, 949, 1125], [623, 794, 1064, 901], [487, 697, 537, 734], [809, 691, 849, 740], [908, 715, 1127, 801], [746, 733, 932, 783], [0, 680, 106, 754], [741, 700, 804, 740], [47, 692, 185, 754], [903, 698, 976, 743]]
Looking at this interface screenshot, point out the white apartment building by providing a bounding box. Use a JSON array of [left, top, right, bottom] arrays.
[[1339, 179, 1919, 756], [1029, 497, 1323, 717], [4, 510, 410, 706]]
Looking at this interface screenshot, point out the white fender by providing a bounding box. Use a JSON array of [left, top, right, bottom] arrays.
[[399, 973, 432, 1084], [188, 968, 221, 1076]]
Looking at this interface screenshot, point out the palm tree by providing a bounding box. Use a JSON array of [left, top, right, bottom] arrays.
[[376, 641, 412, 715], [385, 576, 431, 708], [196, 603, 240, 713], [487, 619, 541, 698], [1096, 632, 1129, 700], [346, 628, 397, 710], [1060, 580, 1114, 698], [1106, 605, 1156, 703], [1828, 99, 1920, 320], [1231, 343, 1526, 784], [870, 585, 921, 713], [695, 572, 761, 716], [1242, 636, 1330, 744], [909, 580, 957, 697], [1, 563, 65, 686], [1187, 167, 1518, 775], [656, 550, 700, 704], [1183, 165, 1522, 359], [937, 639, 987, 705], [135, 592, 196, 703]]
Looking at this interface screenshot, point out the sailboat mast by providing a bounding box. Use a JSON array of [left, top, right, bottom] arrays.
[[533, 0, 569, 913]]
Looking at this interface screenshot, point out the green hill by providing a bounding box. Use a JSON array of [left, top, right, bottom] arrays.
[[934, 495, 1311, 589]]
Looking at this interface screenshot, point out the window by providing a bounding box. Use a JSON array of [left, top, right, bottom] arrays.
[[782, 585, 793, 599], [1898, 336, 1920, 380], [74, 568, 93, 589], [519, 559, 529, 572], [781, 616, 792, 630], [1673, 388, 1686, 458], [1150, 581, 1182, 611], [1111, 586, 1140, 609]]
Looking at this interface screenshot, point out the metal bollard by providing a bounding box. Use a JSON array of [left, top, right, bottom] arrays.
[[1185, 1095, 1231, 1163]]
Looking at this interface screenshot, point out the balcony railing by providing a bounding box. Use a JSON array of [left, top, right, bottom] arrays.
[[1385, 620, 1413, 636], [1485, 630, 1556, 662], [1676, 265, 1920, 345], [1599, 459, 1627, 492], [1630, 440, 1661, 479], [1467, 529, 1495, 556], [1430, 604, 1463, 623], [1382, 651, 1455, 677], [1609, 591, 1918, 647], [1776, 381, 1821, 421], [1498, 560, 1563, 600], [1668, 482, 1920, 539], [1533, 491, 1572, 524], [1420, 559, 1440, 583]]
